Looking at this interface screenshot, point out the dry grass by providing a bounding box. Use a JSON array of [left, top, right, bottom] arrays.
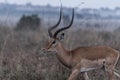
[[0, 26, 120, 80]]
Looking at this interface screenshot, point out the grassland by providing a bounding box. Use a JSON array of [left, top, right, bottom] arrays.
[[0, 23, 120, 80]]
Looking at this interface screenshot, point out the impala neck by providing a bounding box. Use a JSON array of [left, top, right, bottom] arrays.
[[55, 42, 71, 68]]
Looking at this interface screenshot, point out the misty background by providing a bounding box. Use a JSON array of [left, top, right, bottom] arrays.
[[0, 1, 120, 80], [0, 0, 120, 31]]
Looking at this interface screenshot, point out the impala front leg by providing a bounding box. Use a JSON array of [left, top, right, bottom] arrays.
[[68, 69, 80, 80]]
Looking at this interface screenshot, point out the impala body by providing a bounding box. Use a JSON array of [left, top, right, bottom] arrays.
[[42, 6, 120, 80]]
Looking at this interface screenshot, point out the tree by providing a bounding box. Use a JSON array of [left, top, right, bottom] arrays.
[[15, 14, 41, 30]]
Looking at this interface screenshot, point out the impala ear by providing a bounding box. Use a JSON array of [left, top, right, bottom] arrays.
[[59, 33, 64, 40]]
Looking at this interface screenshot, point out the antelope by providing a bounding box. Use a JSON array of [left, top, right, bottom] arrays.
[[42, 7, 120, 80]]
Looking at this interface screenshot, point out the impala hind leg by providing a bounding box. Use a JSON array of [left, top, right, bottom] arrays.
[[68, 69, 80, 80], [83, 72, 90, 80], [114, 71, 120, 78], [104, 64, 116, 80]]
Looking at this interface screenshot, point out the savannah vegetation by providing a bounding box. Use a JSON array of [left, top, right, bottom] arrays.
[[0, 14, 120, 80]]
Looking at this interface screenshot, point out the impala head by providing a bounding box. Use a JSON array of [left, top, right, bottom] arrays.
[[43, 8, 74, 51]]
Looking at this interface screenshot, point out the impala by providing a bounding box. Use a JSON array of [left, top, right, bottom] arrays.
[[42, 7, 120, 80]]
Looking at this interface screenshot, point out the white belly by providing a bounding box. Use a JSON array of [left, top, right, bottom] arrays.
[[80, 67, 98, 72], [80, 59, 105, 72]]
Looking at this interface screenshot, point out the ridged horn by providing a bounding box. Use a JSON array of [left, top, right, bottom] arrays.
[[53, 8, 74, 38], [48, 5, 62, 37]]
